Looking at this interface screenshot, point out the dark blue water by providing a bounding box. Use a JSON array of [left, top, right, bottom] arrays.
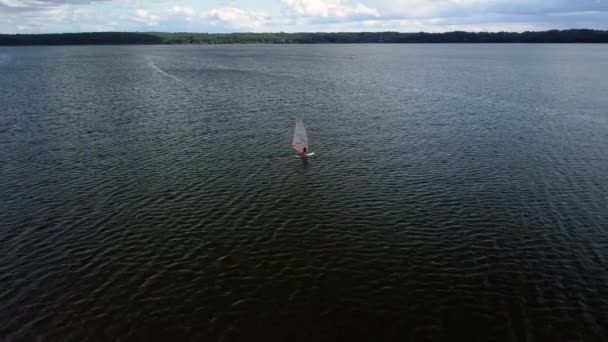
[[1, 44, 607, 341]]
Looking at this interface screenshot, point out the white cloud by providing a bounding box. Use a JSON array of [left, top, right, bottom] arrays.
[[282, 0, 379, 19], [164, 5, 273, 31], [357, 17, 543, 33], [1, 0, 112, 10], [335, 2, 379, 18], [169, 5, 195, 18], [375, 0, 608, 19], [1, 0, 47, 9], [282, 0, 331, 17], [1, 5, 91, 32], [135, 8, 160, 25], [203, 7, 269, 30], [1, 0, 608, 33]]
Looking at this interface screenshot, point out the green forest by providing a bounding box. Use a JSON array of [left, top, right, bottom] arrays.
[[1, 30, 608, 45]]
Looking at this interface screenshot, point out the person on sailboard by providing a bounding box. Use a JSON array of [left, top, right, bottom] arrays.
[[303, 147, 308, 154]]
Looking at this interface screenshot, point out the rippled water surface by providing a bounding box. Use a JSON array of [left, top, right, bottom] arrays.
[[1, 44, 608, 341]]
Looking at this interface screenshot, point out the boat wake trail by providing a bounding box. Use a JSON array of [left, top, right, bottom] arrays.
[[146, 58, 182, 82]]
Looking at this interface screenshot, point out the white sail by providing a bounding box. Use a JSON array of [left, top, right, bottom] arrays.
[[291, 119, 309, 154]]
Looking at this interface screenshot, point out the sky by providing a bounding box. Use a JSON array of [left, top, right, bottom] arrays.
[[1, 0, 608, 34]]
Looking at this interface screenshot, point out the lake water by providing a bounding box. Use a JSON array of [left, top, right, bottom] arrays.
[[1, 44, 607, 341]]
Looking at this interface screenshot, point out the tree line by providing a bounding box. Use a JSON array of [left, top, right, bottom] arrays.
[[1, 30, 608, 45]]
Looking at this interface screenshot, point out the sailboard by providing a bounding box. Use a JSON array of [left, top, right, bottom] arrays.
[[291, 119, 315, 156]]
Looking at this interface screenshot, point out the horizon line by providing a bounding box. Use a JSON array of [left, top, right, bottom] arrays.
[[3, 28, 607, 35]]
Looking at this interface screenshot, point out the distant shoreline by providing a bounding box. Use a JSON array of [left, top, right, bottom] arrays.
[[1, 30, 608, 45]]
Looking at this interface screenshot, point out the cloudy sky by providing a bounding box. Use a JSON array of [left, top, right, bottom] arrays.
[[1, 0, 607, 34]]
